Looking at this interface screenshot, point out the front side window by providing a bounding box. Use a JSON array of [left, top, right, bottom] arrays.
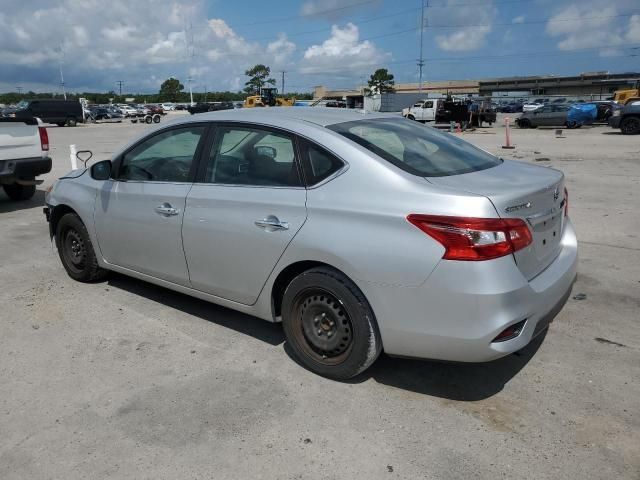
[[328, 118, 501, 177], [205, 126, 301, 186], [425, 101, 434, 108], [118, 126, 205, 182]]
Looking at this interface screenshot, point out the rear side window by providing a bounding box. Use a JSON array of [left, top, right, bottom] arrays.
[[328, 118, 501, 177], [299, 140, 344, 186]]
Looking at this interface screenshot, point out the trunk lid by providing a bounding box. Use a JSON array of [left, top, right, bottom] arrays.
[[0, 118, 41, 161], [428, 160, 566, 280]]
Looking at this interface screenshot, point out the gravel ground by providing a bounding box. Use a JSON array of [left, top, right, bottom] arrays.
[[1, 112, 638, 479]]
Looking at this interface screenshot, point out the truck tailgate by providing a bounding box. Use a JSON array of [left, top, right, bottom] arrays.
[[0, 118, 42, 161]]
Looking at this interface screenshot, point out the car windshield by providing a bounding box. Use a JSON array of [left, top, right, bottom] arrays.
[[328, 118, 502, 177], [16, 100, 29, 110]]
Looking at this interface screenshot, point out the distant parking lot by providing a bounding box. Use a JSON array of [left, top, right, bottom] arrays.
[[1, 112, 638, 479]]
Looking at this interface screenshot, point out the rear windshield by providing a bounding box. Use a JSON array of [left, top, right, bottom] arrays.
[[328, 118, 502, 177]]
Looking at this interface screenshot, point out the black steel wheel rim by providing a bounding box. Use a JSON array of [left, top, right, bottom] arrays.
[[291, 288, 354, 365], [62, 228, 86, 271], [623, 117, 640, 134]]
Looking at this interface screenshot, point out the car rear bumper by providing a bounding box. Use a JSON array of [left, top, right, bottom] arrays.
[[0, 156, 52, 180], [362, 219, 578, 362]]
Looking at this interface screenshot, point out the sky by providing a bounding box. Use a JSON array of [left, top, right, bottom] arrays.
[[0, 0, 639, 94]]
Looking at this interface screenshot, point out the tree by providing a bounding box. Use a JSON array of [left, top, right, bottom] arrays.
[[159, 77, 184, 102], [367, 68, 395, 95], [244, 64, 275, 95]]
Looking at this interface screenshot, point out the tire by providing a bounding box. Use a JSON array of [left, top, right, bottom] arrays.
[[145, 115, 153, 124], [518, 119, 531, 128], [282, 267, 382, 379], [66, 117, 77, 127], [152, 115, 160, 123], [620, 116, 640, 135], [3, 182, 36, 200], [566, 120, 579, 129], [55, 213, 108, 282], [407, 114, 415, 121]]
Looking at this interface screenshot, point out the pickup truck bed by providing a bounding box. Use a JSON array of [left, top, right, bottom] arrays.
[[0, 118, 52, 200]]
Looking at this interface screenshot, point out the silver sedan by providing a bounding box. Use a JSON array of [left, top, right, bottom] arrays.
[[44, 108, 577, 379]]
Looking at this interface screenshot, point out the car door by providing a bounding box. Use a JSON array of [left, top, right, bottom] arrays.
[[533, 105, 553, 126], [182, 123, 307, 305], [552, 105, 569, 125], [94, 124, 208, 286], [423, 100, 435, 121]]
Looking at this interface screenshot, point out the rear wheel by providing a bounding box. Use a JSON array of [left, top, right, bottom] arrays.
[[3, 182, 36, 200], [620, 116, 640, 135], [55, 213, 108, 282], [282, 267, 382, 379], [66, 117, 77, 127], [407, 114, 415, 121]]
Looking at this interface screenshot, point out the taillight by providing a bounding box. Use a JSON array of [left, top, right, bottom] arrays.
[[406, 214, 533, 261], [564, 187, 568, 217], [38, 126, 49, 151]]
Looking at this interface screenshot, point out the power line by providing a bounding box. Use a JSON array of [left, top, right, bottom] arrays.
[[232, 0, 378, 27]]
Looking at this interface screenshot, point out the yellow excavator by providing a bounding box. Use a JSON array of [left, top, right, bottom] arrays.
[[244, 87, 295, 108], [613, 80, 640, 105]]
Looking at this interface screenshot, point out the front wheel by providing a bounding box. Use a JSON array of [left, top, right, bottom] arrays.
[[518, 119, 531, 128], [55, 213, 108, 282], [282, 267, 382, 379], [66, 117, 77, 127], [620, 116, 640, 135]]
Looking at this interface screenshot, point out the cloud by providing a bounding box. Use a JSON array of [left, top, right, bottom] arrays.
[[300, 23, 391, 74], [545, 2, 640, 53], [433, 0, 495, 52], [300, 0, 380, 21], [0, 0, 296, 92], [512, 15, 525, 24], [267, 34, 296, 67]]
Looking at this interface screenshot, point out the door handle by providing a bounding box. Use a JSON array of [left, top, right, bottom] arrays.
[[255, 215, 289, 231], [155, 203, 179, 216]]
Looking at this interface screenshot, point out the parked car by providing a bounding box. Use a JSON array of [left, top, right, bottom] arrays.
[[516, 104, 571, 128], [89, 107, 123, 123], [13, 99, 84, 126], [145, 104, 164, 115], [118, 105, 138, 117], [551, 97, 568, 104], [160, 103, 176, 111], [592, 101, 622, 122], [608, 103, 640, 134], [499, 102, 523, 113], [0, 117, 51, 200], [187, 102, 234, 115], [522, 102, 544, 112], [44, 109, 576, 379]]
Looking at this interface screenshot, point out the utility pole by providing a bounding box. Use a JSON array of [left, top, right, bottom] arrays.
[[16, 86, 23, 95], [58, 44, 67, 100], [116, 80, 124, 97], [417, 0, 426, 94], [187, 77, 194, 105], [280, 71, 286, 95]]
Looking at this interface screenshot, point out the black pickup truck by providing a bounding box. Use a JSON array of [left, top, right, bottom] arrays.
[[608, 103, 640, 134]]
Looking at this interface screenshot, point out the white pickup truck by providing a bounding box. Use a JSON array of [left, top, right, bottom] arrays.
[[402, 99, 440, 122], [0, 118, 52, 200]]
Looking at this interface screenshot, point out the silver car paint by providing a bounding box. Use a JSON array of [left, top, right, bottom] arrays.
[[46, 108, 578, 362]]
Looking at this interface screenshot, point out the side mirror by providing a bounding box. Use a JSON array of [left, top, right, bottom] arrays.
[[90, 160, 112, 180]]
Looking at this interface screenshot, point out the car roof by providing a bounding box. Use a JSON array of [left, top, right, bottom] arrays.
[[176, 107, 397, 127]]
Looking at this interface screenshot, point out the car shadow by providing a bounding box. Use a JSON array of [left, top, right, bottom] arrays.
[[600, 131, 621, 135], [357, 331, 546, 401], [0, 189, 46, 214], [106, 273, 285, 346], [107, 272, 544, 400]]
